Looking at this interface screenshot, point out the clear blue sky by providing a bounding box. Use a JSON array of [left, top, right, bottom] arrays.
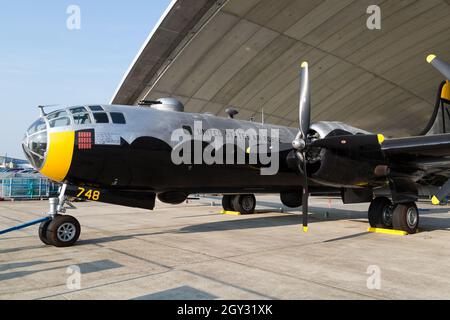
[[0, 0, 171, 158]]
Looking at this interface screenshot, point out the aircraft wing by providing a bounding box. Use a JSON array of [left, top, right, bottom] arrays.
[[377, 134, 450, 204], [382, 134, 450, 159], [307, 132, 450, 197]]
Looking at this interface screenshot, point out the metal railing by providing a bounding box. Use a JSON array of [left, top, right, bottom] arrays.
[[0, 178, 60, 200]]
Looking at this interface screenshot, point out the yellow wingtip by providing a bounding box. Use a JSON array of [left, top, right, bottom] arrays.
[[301, 61, 308, 68], [431, 196, 440, 205], [303, 226, 309, 233], [427, 54, 436, 64], [377, 134, 385, 145]]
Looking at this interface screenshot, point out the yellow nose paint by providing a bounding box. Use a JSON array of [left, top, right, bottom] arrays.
[[40, 131, 75, 182]]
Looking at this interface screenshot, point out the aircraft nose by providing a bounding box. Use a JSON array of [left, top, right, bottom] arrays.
[[23, 118, 75, 182]]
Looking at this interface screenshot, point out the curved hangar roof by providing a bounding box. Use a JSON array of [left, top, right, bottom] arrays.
[[112, 0, 450, 136]]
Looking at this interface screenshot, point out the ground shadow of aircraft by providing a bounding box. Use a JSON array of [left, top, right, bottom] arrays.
[[179, 205, 450, 234]]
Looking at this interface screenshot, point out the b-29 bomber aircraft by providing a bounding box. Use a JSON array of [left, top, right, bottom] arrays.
[[19, 54, 450, 247]]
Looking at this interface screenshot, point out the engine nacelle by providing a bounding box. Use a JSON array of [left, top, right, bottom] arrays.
[[305, 122, 382, 188], [311, 149, 381, 187], [309, 121, 370, 138]]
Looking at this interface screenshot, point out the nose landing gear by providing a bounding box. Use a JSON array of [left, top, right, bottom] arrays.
[[39, 184, 81, 247], [368, 197, 419, 234], [0, 184, 81, 247]]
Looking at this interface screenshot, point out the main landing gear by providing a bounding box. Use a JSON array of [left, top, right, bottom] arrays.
[[222, 194, 256, 215], [368, 196, 419, 234], [39, 184, 81, 247]]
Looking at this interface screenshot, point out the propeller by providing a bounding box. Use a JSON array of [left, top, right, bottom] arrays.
[[292, 62, 311, 233], [290, 62, 389, 231], [427, 54, 450, 80]]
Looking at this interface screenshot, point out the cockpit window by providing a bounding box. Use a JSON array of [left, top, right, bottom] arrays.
[[93, 113, 109, 124], [73, 113, 91, 125], [88, 105, 104, 112], [47, 110, 68, 120], [24, 117, 49, 170], [50, 117, 71, 128], [23, 128, 47, 169], [111, 112, 126, 124], [27, 118, 47, 135], [69, 106, 91, 125], [47, 110, 71, 128], [70, 106, 88, 114]]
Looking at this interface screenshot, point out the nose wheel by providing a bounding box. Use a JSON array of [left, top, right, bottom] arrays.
[[42, 215, 81, 247], [39, 183, 81, 247], [38, 219, 53, 245]]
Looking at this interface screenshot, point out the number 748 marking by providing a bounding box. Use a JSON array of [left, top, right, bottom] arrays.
[[77, 187, 100, 201]]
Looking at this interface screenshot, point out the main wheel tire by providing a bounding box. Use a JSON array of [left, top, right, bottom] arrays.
[[392, 202, 419, 234], [232, 194, 256, 215], [38, 219, 53, 245], [222, 195, 234, 211], [46, 215, 81, 247], [368, 197, 393, 229]]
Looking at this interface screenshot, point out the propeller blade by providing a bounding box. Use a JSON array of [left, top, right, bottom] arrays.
[[431, 179, 450, 205], [427, 54, 450, 81], [299, 62, 310, 138], [301, 152, 309, 232], [292, 61, 311, 233]]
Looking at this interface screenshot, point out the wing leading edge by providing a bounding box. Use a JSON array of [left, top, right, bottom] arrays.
[[381, 134, 450, 158]]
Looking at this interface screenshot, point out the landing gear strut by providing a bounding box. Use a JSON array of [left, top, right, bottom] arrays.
[[39, 184, 81, 247], [368, 197, 419, 234]]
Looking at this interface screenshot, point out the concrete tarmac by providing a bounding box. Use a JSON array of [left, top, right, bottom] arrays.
[[0, 195, 449, 300]]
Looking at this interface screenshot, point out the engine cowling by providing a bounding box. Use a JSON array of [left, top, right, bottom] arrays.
[[302, 122, 383, 188]]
